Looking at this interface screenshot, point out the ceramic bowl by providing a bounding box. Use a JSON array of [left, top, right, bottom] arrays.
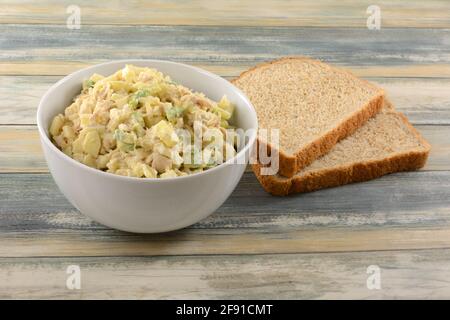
[[37, 60, 257, 233]]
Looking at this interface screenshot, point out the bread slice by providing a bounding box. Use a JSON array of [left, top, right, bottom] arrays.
[[232, 57, 384, 177], [252, 101, 430, 195]]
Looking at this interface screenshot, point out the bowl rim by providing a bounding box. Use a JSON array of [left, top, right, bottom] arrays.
[[36, 59, 258, 183]]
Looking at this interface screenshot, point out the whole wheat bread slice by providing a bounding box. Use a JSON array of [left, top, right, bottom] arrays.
[[232, 57, 384, 177], [252, 101, 430, 196]]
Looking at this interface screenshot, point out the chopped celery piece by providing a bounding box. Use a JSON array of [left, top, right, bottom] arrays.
[[129, 89, 150, 109], [166, 106, 185, 122]]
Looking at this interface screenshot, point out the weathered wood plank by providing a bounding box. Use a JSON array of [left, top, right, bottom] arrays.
[[2, 249, 450, 299], [1, 25, 449, 70], [2, 76, 450, 125], [3, 61, 450, 78], [1, 2, 448, 300], [0, 125, 447, 173], [0, 61, 252, 77], [3, 172, 450, 228], [1, 0, 449, 28], [1, 171, 450, 257], [0, 126, 45, 172], [0, 76, 55, 125], [376, 78, 450, 125]]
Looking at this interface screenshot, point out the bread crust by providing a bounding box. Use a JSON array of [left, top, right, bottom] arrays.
[[251, 110, 431, 196], [232, 56, 385, 178]]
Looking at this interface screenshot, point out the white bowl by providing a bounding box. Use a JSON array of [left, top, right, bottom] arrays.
[[37, 60, 257, 233]]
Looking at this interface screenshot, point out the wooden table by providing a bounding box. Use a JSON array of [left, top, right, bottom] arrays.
[[1, 1, 450, 299]]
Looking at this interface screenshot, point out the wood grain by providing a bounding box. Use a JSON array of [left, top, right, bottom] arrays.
[[1, 0, 449, 28], [3, 172, 450, 229], [2, 76, 450, 125], [0, 76, 55, 125], [1, 125, 447, 173], [2, 248, 450, 299], [3, 61, 450, 78], [0, 126, 45, 172], [1, 25, 449, 70], [1, 171, 450, 257], [376, 78, 450, 125], [1, 1, 449, 299]]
